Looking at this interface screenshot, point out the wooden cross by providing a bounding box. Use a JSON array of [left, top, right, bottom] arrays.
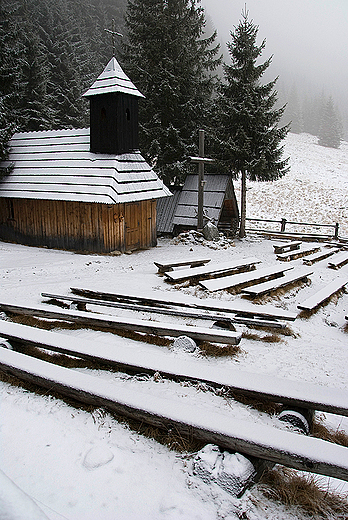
[[105, 19, 123, 56], [190, 130, 215, 232]]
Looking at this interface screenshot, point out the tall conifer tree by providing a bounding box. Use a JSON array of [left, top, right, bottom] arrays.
[[318, 96, 342, 149], [212, 9, 289, 237], [123, 0, 221, 185]]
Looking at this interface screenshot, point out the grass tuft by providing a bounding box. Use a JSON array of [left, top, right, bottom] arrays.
[[258, 466, 348, 519]]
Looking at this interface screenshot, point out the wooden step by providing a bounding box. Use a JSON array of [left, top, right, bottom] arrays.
[[328, 251, 348, 269], [273, 241, 302, 254], [303, 248, 340, 265], [276, 244, 321, 262], [242, 268, 313, 297], [164, 257, 261, 282], [0, 347, 348, 481], [154, 258, 211, 273], [70, 288, 298, 322], [200, 265, 294, 293], [297, 276, 348, 311], [0, 301, 242, 345], [41, 292, 286, 329], [1, 320, 348, 417]]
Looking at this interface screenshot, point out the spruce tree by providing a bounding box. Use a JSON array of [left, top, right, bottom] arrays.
[[318, 96, 342, 149], [122, 0, 221, 186], [212, 9, 289, 237]]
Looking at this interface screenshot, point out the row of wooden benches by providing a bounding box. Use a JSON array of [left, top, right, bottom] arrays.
[[156, 253, 347, 311], [0, 320, 348, 483], [272, 240, 348, 267]]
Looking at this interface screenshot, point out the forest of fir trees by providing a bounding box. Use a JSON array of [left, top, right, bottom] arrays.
[[0, 0, 345, 179]]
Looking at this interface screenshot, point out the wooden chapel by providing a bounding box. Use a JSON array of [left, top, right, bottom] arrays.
[[0, 57, 171, 253]]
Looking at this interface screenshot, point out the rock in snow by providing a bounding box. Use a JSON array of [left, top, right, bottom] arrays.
[[192, 444, 256, 497], [82, 446, 115, 470]]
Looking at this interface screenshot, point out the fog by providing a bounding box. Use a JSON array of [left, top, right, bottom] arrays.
[[202, 0, 348, 134]]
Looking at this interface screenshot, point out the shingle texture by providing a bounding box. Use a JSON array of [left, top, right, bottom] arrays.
[[0, 128, 171, 204]]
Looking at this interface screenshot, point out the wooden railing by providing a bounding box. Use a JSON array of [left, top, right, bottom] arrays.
[[245, 217, 340, 240]]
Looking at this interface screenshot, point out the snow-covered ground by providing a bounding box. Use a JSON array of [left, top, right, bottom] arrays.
[[0, 133, 348, 519]]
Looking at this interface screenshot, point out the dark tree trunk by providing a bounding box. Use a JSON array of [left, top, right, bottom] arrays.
[[239, 170, 247, 238]]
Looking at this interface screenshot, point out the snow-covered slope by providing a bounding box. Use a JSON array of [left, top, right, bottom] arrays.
[[237, 133, 348, 237]]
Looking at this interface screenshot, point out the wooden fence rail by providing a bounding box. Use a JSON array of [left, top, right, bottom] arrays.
[[245, 217, 340, 239]]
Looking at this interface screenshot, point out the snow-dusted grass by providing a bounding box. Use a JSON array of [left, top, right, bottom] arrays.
[[235, 133, 348, 237], [0, 132, 348, 519]]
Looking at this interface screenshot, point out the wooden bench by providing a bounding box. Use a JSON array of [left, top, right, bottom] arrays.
[[70, 287, 298, 322], [154, 258, 211, 273], [0, 347, 348, 481], [200, 264, 294, 293], [303, 248, 340, 266], [273, 241, 302, 254], [0, 301, 242, 345], [241, 268, 313, 297], [276, 244, 321, 262], [42, 292, 286, 329], [297, 276, 348, 311], [164, 257, 261, 282], [1, 320, 348, 417], [328, 250, 348, 269]]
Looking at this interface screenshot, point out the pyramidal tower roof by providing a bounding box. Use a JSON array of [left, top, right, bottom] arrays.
[[83, 57, 144, 98]]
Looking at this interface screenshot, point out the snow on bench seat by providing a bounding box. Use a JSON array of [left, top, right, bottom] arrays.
[[241, 268, 313, 297], [164, 257, 261, 282], [1, 320, 348, 417], [276, 244, 321, 261], [70, 287, 298, 321], [154, 258, 211, 273], [0, 347, 348, 481], [200, 265, 294, 293], [273, 241, 302, 254], [42, 292, 286, 329], [328, 250, 348, 269], [297, 276, 348, 311], [0, 301, 242, 345], [303, 248, 340, 266]]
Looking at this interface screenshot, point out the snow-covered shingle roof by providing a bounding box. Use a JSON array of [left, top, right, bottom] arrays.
[[82, 58, 144, 98], [0, 128, 171, 204]]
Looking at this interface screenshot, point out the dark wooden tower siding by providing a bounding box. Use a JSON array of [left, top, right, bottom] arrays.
[[0, 58, 171, 253], [83, 57, 144, 155], [89, 94, 139, 154]]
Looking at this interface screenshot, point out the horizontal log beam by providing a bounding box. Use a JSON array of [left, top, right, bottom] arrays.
[[0, 348, 347, 482]]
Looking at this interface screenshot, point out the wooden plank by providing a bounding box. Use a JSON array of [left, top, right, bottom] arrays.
[[0, 348, 347, 481], [273, 241, 302, 254], [164, 257, 261, 282], [70, 287, 298, 321], [0, 302, 242, 345], [276, 245, 321, 262], [241, 268, 313, 297], [328, 251, 348, 269], [41, 292, 286, 329], [154, 258, 211, 273], [303, 248, 340, 265], [297, 277, 348, 311], [2, 320, 348, 417], [200, 265, 295, 293]]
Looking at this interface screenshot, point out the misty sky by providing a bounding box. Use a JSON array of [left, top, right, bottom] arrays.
[[201, 0, 348, 109]]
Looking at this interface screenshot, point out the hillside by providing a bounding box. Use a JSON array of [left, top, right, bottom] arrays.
[[237, 132, 348, 237]]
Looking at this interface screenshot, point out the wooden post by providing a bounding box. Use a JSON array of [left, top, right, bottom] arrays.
[[281, 218, 287, 233], [190, 130, 215, 233], [197, 130, 205, 232], [334, 222, 339, 239]]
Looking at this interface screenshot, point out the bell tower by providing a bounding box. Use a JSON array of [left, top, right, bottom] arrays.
[[83, 58, 144, 155]]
